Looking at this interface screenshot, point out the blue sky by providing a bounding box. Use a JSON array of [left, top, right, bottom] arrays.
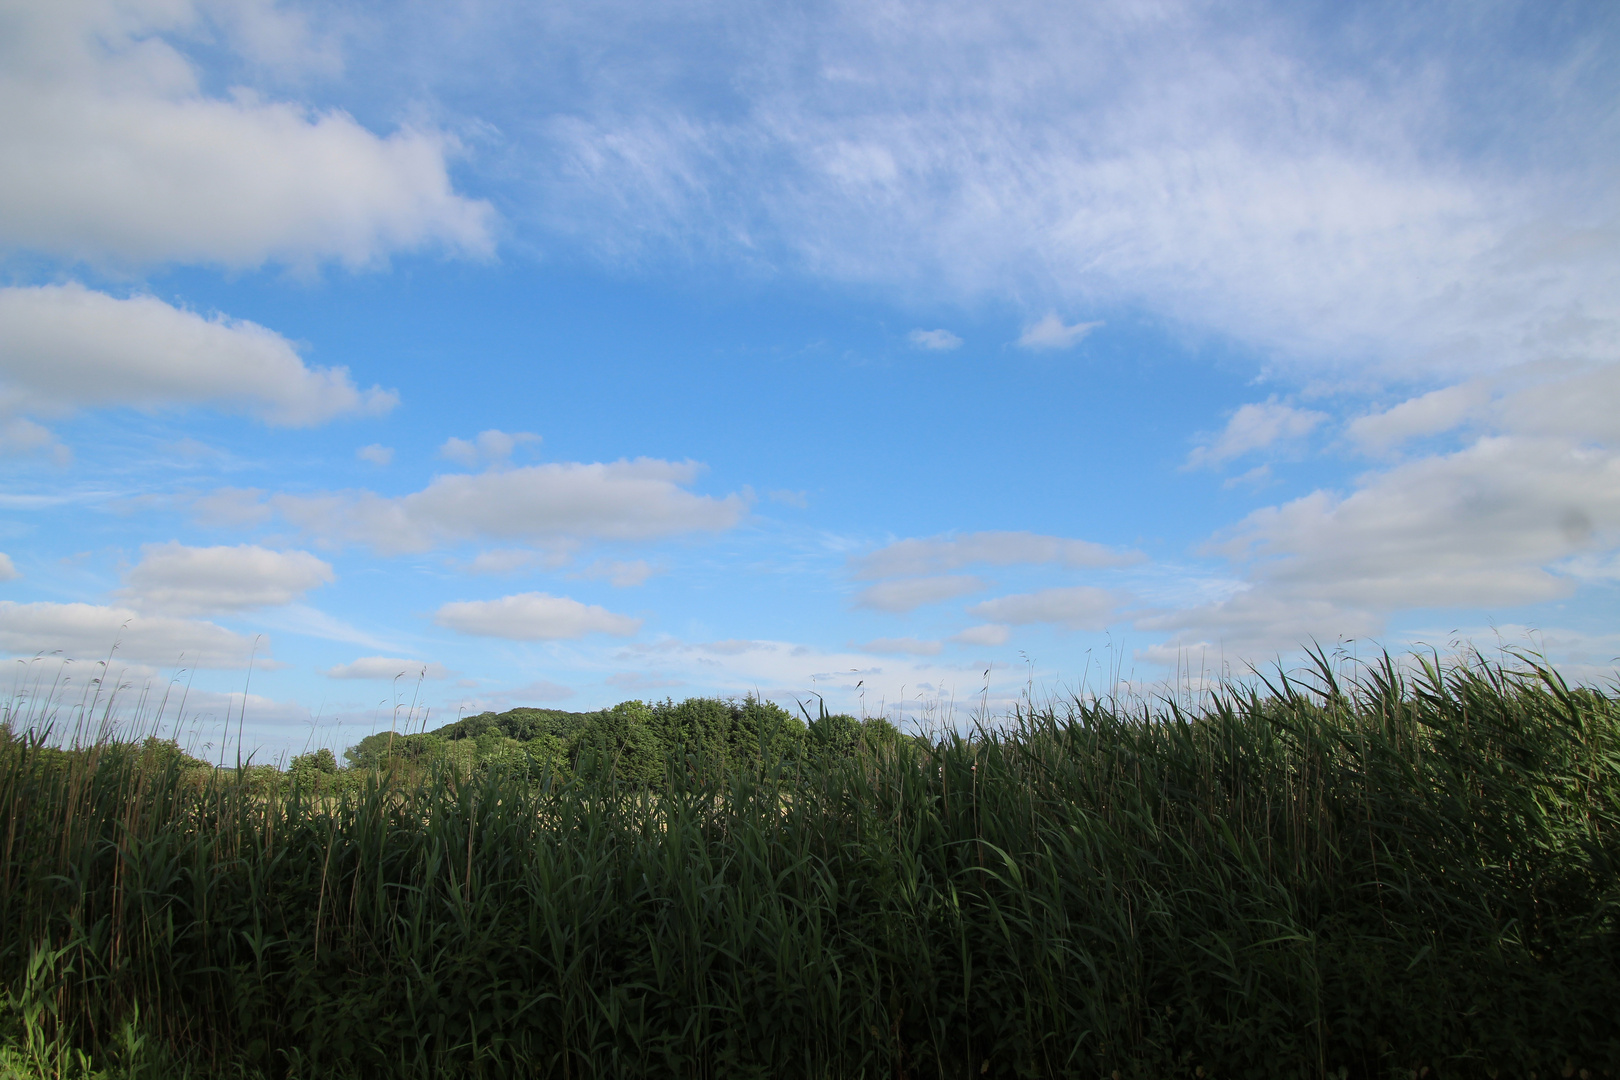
[[2, 0, 1618, 757]]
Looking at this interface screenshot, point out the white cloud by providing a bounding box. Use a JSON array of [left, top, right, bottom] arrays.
[[575, 559, 657, 587], [463, 547, 571, 574], [1186, 398, 1327, 468], [438, 430, 540, 469], [853, 530, 1138, 579], [606, 671, 686, 691], [967, 586, 1118, 629], [951, 624, 1010, 647], [0, 0, 492, 268], [1138, 412, 1620, 662], [435, 592, 642, 640], [768, 489, 809, 508], [191, 487, 273, 528], [0, 552, 17, 581], [0, 284, 397, 425], [0, 416, 70, 463], [908, 328, 963, 350], [854, 575, 986, 613], [1134, 590, 1382, 669], [516, 3, 1619, 382], [0, 601, 268, 668], [452, 678, 577, 714], [1208, 434, 1620, 611], [1347, 363, 1620, 459], [1498, 362, 1620, 444], [324, 657, 451, 680], [1348, 382, 1492, 455], [119, 542, 333, 616], [1017, 314, 1101, 350], [248, 604, 398, 651], [357, 444, 394, 466], [608, 636, 1022, 722], [269, 458, 748, 555], [859, 637, 943, 656]]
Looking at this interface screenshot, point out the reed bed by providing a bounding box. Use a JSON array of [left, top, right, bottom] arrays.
[[1, 652, 1617, 1079]]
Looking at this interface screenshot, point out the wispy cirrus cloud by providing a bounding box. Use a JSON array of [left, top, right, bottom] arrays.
[[502, 1, 1619, 381]]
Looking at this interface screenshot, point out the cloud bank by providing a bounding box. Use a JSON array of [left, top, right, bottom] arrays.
[[0, 0, 492, 268]]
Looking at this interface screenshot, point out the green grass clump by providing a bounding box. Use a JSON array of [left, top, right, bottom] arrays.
[[1, 652, 1617, 1078]]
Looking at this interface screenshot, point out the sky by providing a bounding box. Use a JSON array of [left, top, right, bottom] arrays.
[[2, 0, 1618, 759]]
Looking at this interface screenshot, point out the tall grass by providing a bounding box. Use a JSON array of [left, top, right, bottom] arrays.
[[2, 651, 1617, 1078]]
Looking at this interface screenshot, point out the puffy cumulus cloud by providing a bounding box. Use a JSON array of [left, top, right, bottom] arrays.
[[517, 1, 1620, 380], [0, 0, 492, 268], [854, 575, 986, 613], [434, 592, 641, 640], [0, 552, 17, 581], [1186, 398, 1328, 469], [1134, 591, 1382, 669], [0, 285, 396, 425], [951, 624, 1010, 647], [323, 657, 451, 680], [0, 601, 268, 668], [1209, 436, 1620, 611], [853, 530, 1138, 579], [908, 328, 962, 350], [268, 458, 748, 555], [1138, 415, 1620, 663], [859, 637, 943, 656], [119, 542, 333, 616], [1017, 314, 1101, 350], [438, 430, 540, 469], [968, 586, 1118, 630]]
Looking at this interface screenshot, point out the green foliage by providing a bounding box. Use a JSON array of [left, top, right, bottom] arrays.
[[341, 696, 809, 790], [807, 710, 860, 756], [2, 655, 1618, 1079]]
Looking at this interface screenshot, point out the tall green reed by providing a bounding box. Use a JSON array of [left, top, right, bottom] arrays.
[[1, 651, 1616, 1078]]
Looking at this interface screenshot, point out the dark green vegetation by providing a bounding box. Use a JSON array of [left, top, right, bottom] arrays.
[[1, 656, 1617, 1079], [339, 695, 875, 789]]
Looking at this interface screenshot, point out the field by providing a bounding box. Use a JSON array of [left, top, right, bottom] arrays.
[[1, 652, 1617, 1079]]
